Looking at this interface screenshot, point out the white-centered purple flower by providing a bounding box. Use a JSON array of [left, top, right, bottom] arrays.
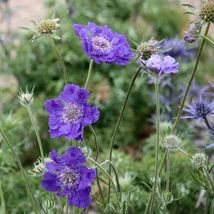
[[45, 84, 100, 141], [41, 147, 96, 208], [73, 22, 134, 65], [182, 97, 214, 120], [145, 54, 179, 75]]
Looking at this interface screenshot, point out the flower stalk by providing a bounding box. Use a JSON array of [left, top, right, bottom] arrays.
[[85, 60, 94, 89], [172, 22, 211, 132], [108, 67, 141, 202], [0, 128, 41, 214], [149, 76, 161, 212], [48, 35, 68, 84], [26, 106, 44, 162]]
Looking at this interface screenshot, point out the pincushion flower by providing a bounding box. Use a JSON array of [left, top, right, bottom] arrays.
[[41, 147, 96, 208], [73, 22, 134, 65], [182, 97, 214, 120], [45, 84, 100, 141], [144, 54, 179, 75]]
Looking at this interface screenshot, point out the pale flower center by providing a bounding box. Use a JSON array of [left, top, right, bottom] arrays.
[[91, 36, 112, 53], [58, 168, 79, 188], [62, 104, 82, 123]]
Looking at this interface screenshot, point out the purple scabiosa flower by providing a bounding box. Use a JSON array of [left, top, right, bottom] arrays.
[[182, 97, 214, 121], [73, 22, 134, 65], [41, 147, 96, 208], [145, 54, 179, 75], [45, 84, 100, 141], [161, 37, 195, 59]]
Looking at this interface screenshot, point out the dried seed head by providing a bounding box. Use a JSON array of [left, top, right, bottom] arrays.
[[137, 39, 160, 61], [162, 135, 182, 152], [199, 1, 214, 23], [37, 18, 60, 34], [191, 153, 207, 168], [18, 89, 34, 106]]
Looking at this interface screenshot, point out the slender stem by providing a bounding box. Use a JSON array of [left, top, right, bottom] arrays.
[[166, 151, 170, 192], [88, 157, 120, 202], [204, 116, 212, 130], [0, 182, 7, 214], [89, 125, 99, 161], [48, 35, 68, 84], [26, 106, 44, 162], [88, 126, 105, 204], [203, 167, 214, 191], [145, 151, 167, 214], [179, 148, 192, 161], [202, 35, 214, 46], [65, 201, 69, 214], [205, 191, 210, 214], [108, 67, 141, 202], [150, 77, 160, 212], [172, 23, 211, 132], [85, 60, 94, 89], [0, 128, 41, 214]]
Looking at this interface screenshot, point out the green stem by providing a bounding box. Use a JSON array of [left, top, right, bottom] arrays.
[[172, 22, 211, 132], [108, 67, 141, 202], [85, 60, 94, 89], [65, 201, 69, 214], [89, 125, 99, 161], [145, 151, 167, 214], [150, 77, 160, 212], [205, 191, 210, 214], [0, 128, 41, 214], [203, 167, 214, 191], [0, 182, 7, 214], [202, 35, 214, 46], [48, 35, 68, 84], [166, 151, 170, 192], [26, 106, 44, 162], [88, 126, 105, 204], [88, 157, 120, 202]]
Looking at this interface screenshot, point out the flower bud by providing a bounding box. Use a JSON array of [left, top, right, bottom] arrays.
[[162, 134, 181, 152], [184, 22, 202, 43], [137, 39, 160, 61], [191, 153, 207, 168]]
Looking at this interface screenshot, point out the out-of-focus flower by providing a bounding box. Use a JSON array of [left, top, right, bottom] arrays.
[[182, 97, 214, 120], [145, 54, 179, 76], [162, 134, 182, 152], [137, 39, 160, 61], [161, 37, 195, 59], [41, 147, 96, 208], [199, 0, 214, 23], [184, 22, 202, 43], [191, 153, 207, 168], [73, 22, 134, 65], [45, 84, 100, 141]]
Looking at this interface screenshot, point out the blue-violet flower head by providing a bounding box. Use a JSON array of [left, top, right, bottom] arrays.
[[182, 96, 214, 120], [41, 147, 96, 208], [145, 54, 179, 75], [73, 22, 134, 65], [161, 37, 195, 59], [45, 84, 100, 141]]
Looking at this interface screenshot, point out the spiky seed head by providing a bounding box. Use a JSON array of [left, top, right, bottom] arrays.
[[199, 1, 214, 23], [191, 153, 207, 168], [162, 134, 182, 152], [137, 39, 160, 61], [18, 89, 34, 106], [37, 18, 60, 34]]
